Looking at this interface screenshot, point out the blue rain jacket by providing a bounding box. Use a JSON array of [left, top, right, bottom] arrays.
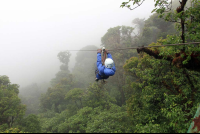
[[96, 53, 116, 80]]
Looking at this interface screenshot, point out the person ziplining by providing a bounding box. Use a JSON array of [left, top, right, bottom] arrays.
[[95, 47, 116, 82]]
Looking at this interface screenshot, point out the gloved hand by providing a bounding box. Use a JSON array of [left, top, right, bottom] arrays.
[[97, 49, 102, 54], [105, 49, 109, 53]]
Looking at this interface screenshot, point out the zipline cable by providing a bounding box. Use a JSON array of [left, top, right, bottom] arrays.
[[111, 42, 200, 51], [65, 42, 200, 51]]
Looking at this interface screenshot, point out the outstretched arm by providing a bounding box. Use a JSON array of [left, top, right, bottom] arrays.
[[97, 52, 105, 74], [107, 53, 113, 59], [97, 53, 102, 67]]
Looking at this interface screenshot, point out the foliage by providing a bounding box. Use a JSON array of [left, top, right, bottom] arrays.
[[0, 75, 26, 131], [57, 106, 93, 133], [85, 104, 134, 133], [40, 83, 70, 113], [72, 45, 98, 88], [65, 88, 84, 109], [123, 41, 200, 132], [39, 110, 71, 133], [0, 128, 27, 133], [83, 83, 116, 108], [40, 50, 76, 113], [16, 114, 41, 133], [75, 45, 98, 64], [51, 50, 72, 86], [101, 25, 138, 106], [121, 0, 200, 132], [58, 105, 134, 133], [57, 51, 71, 67], [19, 83, 47, 115]]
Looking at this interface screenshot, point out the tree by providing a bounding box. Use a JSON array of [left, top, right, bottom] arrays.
[[83, 83, 116, 108], [40, 50, 75, 114], [19, 83, 42, 115], [51, 50, 72, 86], [101, 26, 137, 106], [0, 75, 26, 131], [132, 18, 145, 35], [16, 114, 41, 133], [40, 83, 71, 113], [0, 127, 27, 133], [57, 50, 71, 71], [39, 109, 71, 133], [85, 104, 134, 133], [65, 88, 84, 109], [72, 45, 98, 88], [123, 40, 200, 132], [58, 100, 133, 133], [122, 0, 200, 71]]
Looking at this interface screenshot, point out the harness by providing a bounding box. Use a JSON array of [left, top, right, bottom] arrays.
[[95, 69, 104, 78], [95, 65, 114, 78], [102, 48, 107, 65]]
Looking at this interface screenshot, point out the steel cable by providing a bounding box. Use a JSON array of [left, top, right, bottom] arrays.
[[65, 42, 200, 51]]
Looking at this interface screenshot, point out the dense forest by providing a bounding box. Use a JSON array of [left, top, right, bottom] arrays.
[[1, 0, 200, 133]]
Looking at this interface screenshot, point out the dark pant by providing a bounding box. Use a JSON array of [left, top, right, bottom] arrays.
[[94, 62, 98, 78]]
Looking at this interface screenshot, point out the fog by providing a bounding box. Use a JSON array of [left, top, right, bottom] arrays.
[[0, 0, 154, 88]]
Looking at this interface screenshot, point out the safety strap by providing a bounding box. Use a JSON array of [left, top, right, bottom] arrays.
[[102, 49, 107, 65], [96, 67, 114, 78]]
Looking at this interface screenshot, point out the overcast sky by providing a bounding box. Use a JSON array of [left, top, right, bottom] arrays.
[[0, 0, 155, 88]]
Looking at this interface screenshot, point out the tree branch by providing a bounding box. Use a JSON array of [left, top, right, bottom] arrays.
[[137, 47, 173, 61], [137, 47, 200, 72]]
